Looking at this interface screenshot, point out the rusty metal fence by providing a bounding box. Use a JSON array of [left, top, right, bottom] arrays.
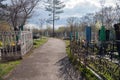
[[70, 40, 120, 80], [0, 31, 33, 61]]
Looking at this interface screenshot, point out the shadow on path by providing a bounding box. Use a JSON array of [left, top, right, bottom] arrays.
[[56, 56, 84, 80]]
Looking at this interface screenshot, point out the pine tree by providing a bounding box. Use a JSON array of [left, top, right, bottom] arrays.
[[45, 0, 65, 37]]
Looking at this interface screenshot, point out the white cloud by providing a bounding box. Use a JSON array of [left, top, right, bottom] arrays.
[[65, 0, 84, 9], [64, 0, 100, 9], [59, 0, 116, 19], [105, 0, 116, 7], [64, 0, 115, 9], [24, 24, 39, 29], [29, 0, 117, 28]]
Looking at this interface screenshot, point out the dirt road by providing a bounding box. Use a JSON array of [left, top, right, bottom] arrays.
[[5, 38, 81, 80]]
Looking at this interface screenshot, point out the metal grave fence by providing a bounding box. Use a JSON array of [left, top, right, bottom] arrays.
[[69, 27, 120, 79]]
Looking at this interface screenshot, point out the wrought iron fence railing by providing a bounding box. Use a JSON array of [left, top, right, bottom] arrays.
[[70, 40, 120, 80]]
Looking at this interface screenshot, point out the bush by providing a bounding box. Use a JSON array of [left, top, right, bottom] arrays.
[[0, 41, 3, 47]]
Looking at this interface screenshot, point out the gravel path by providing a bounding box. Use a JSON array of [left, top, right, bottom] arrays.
[[5, 38, 81, 80]]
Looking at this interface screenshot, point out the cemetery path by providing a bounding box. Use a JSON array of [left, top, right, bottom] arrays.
[[5, 38, 81, 80]]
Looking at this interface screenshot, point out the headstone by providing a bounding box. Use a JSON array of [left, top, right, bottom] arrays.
[[99, 26, 106, 41], [114, 23, 120, 57], [86, 26, 91, 42], [106, 30, 110, 41], [76, 32, 79, 40], [70, 32, 73, 41], [109, 30, 116, 41]]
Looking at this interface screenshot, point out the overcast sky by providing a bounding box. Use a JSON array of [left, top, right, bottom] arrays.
[[28, 0, 116, 29]]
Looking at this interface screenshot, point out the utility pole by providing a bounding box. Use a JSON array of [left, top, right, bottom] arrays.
[[53, 0, 55, 37]]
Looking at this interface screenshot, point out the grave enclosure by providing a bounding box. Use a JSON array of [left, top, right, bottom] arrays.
[[0, 31, 33, 61], [69, 24, 120, 79]]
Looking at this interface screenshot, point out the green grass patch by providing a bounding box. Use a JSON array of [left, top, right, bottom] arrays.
[[0, 37, 48, 78], [65, 40, 98, 80], [0, 60, 20, 79], [0, 37, 48, 79], [33, 37, 48, 48]]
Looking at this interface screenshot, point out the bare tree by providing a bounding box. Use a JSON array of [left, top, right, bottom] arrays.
[[115, 0, 120, 23], [1, 0, 40, 31], [39, 18, 45, 37], [99, 0, 105, 25], [0, 0, 7, 19], [103, 7, 115, 29], [39, 18, 45, 29], [19, 0, 40, 25], [67, 17, 77, 33]]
